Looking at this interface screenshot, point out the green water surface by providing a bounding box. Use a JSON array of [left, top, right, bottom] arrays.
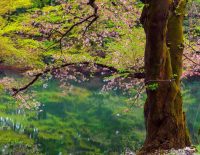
[[0, 75, 199, 154]]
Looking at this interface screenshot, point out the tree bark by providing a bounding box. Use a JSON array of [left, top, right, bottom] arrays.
[[139, 0, 191, 154]]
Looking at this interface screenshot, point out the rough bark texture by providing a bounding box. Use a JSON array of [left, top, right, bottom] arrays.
[[138, 0, 191, 154]]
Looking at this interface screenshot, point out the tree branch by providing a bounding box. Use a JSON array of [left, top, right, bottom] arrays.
[[12, 62, 145, 96], [183, 53, 200, 66], [185, 42, 200, 54], [12, 73, 42, 96], [46, 0, 99, 53]]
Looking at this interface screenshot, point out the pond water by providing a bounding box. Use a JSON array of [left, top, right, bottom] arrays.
[[0, 73, 199, 154]]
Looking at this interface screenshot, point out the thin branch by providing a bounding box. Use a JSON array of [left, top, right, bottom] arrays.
[[87, 0, 98, 15], [12, 73, 42, 96], [45, 0, 99, 53], [47, 29, 63, 39], [145, 79, 175, 85], [83, 15, 99, 35], [12, 62, 145, 96], [183, 53, 200, 66], [185, 42, 200, 54], [44, 15, 95, 52], [59, 15, 95, 42], [129, 83, 145, 108]]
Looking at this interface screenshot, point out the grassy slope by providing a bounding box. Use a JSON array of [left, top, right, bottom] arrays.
[[0, 0, 145, 69]]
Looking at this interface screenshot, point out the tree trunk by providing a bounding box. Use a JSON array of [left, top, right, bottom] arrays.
[[139, 0, 191, 154]]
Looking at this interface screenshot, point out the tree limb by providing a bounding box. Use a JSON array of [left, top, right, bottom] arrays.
[[185, 42, 200, 54], [46, 0, 99, 53], [12, 62, 145, 96], [183, 53, 200, 66]]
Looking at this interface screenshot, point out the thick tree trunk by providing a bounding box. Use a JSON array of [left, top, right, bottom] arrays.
[[139, 0, 191, 154], [167, 0, 191, 147]]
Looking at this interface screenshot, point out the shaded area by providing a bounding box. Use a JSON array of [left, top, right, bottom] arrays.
[[183, 78, 200, 147]]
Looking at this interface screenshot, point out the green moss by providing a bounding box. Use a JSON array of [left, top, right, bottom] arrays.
[[0, 0, 32, 15]]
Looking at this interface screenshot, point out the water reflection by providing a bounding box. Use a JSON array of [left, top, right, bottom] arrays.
[[0, 77, 145, 154], [0, 76, 199, 154]]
